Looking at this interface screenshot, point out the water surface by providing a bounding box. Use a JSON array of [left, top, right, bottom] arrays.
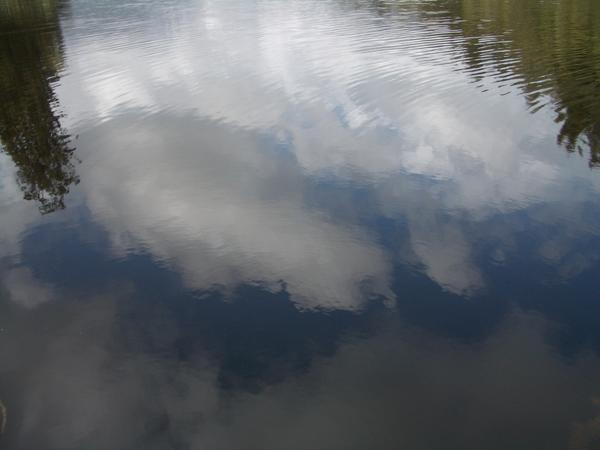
[[1, 0, 600, 448]]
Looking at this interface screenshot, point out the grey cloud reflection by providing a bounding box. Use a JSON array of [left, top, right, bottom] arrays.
[[3, 290, 600, 450], [202, 314, 600, 450], [2, 267, 56, 309], [0, 290, 218, 449]]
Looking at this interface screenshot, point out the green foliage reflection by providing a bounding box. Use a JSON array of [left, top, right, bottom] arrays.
[[0, 0, 78, 214], [427, 0, 600, 166]]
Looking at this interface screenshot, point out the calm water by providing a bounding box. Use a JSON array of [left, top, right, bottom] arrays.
[[1, 0, 600, 448]]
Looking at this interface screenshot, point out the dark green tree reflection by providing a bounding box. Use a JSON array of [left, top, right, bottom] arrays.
[[0, 0, 78, 214], [423, 0, 600, 166]]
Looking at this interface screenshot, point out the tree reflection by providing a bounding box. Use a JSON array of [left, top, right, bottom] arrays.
[[423, 0, 600, 166], [0, 0, 78, 214]]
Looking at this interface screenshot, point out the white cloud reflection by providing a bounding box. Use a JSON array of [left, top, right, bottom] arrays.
[[51, 0, 600, 299], [79, 117, 393, 310], [0, 153, 41, 260]]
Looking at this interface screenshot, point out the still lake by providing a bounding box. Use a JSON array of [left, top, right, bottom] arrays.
[[1, 0, 600, 448]]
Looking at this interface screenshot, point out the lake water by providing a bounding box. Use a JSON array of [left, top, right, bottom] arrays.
[[1, 0, 600, 448]]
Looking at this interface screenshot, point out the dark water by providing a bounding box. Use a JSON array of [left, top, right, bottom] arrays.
[[1, 0, 600, 448]]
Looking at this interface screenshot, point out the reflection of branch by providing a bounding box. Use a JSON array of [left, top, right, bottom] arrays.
[[0, 0, 61, 31], [0, 399, 5, 435], [5, 99, 80, 214], [569, 399, 600, 450]]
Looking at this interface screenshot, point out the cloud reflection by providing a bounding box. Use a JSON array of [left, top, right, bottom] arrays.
[[56, 0, 600, 297], [3, 290, 599, 450], [79, 115, 393, 311]]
